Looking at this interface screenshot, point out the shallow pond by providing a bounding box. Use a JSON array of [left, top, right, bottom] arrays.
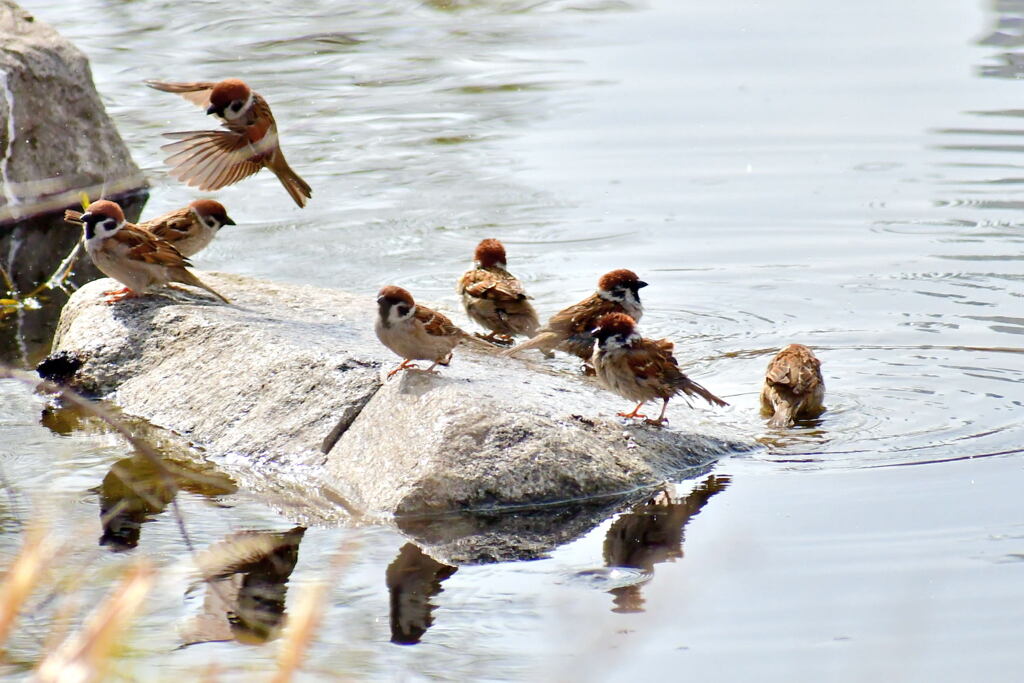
[[1, 0, 1023, 679]]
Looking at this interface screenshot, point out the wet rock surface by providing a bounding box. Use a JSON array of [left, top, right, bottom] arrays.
[[49, 273, 748, 534]]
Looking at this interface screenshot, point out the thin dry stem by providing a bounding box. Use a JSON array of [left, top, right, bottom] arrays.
[[35, 562, 154, 683]]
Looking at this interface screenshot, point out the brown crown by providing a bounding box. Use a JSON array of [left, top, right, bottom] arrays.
[[190, 199, 230, 219], [598, 268, 642, 291], [377, 285, 415, 307], [84, 199, 125, 223], [474, 239, 507, 268], [209, 78, 251, 108], [594, 312, 637, 336]]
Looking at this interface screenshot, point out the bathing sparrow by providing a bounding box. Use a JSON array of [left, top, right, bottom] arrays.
[[760, 343, 825, 427]]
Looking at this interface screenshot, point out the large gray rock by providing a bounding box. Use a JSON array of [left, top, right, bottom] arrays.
[[1, 0, 148, 363], [49, 274, 746, 533], [0, 0, 146, 223]]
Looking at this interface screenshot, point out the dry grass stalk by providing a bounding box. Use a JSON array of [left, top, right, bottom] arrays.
[[271, 542, 358, 683], [0, 525, 55, 646], [35, 562, 154, 683]]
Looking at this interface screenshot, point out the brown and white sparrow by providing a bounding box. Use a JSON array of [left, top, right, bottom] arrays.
[[146, 78, 312, 207], [375, 285, 491, 378], [760, 343, 825, 427], [591, 313, 727, 426], [505, 268, 647, 363], [72, 200, 229, 304], [66, 199, 235, 258], [456, 238, 539, 345]]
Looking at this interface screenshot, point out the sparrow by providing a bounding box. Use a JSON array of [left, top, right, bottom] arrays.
[[70, 200, 229, 304], [591, 313, 727, 426], [146, 78, 312, 207], [456, 238, 540, 345], [375, 285, 492, 378], [760, 343, 825, 427], [505, 269, 647, 364], [65, 199, 235, 258]]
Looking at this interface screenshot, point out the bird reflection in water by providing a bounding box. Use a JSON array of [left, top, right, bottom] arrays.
[[181, 527, 306, 646], [96, 453, 237, 551], [386, 542, 458, 645], [603, 475, 730, 613]]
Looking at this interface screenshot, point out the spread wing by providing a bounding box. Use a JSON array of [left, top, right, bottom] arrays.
[[160, 130, 268, 191], [112, 225, 192, 269], [415, 306, 463, 338], [142, 207, 196, 243], [765, 345, 822, 396], [146, 80, 218, 109], [460, 269, 528, 302]]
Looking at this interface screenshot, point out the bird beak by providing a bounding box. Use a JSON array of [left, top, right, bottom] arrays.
[[635, 281, 649, 289], [205, 104, 219, 116], [223, 215, 237, 226]]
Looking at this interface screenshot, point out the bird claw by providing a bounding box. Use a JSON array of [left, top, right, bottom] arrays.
[[386, 361, 419, 379], [617, 411, 648, 420], [101, 287, 139, 303], [475, 332, 514, 347], [643, 417, 668, 427]]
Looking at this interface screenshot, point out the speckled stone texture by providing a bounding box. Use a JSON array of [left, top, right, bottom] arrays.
[[49, 273, 746, 522]]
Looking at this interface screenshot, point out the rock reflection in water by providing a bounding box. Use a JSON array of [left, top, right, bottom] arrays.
[[386, 542, 458, 645], [181, 527, 306, 646], [602, 475, 730, 613]]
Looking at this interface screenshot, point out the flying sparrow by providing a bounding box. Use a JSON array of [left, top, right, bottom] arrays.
[[505, 268, 647, 364], [66, 199, 235, 258], [146, 78, 312, 207], [70, 200, 229, 304], [760, 343, 825, 427], [376, 285, 492, 378], [591, 312, 727, 426], [456, 238, 540, 345]]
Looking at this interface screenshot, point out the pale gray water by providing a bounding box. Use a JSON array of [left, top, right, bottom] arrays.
[[1, 0, 1023, 679]]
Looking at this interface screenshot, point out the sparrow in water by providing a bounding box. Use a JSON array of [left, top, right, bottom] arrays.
[[505, 269, 647, 365], [591, 313, 727, 426], [375, 285, 492, 378], [760, 343, 825, 427], [71, 200, 229, 304], [146, 78, 312, 207], [457, 238, 540, 345], [66, 199, 235, 258]]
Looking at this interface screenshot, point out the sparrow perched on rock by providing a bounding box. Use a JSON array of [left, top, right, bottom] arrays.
[[456, 238, 539, 345], [505, 269, 647, 363], [760, 343, 825, 427], [375, 285, 492, 378], [71, 200, 229, 304], [591, 313, 727, 426], [146, 78, 312, 207], [65, 199, 235, 258]]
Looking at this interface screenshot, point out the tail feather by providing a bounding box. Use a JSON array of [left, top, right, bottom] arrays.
[[679, 377, 728, 407], [503, 331, 559, 358], [173, 269, 230, 304], [269, 153, 312, 208], [767, 400, 796, 428]]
